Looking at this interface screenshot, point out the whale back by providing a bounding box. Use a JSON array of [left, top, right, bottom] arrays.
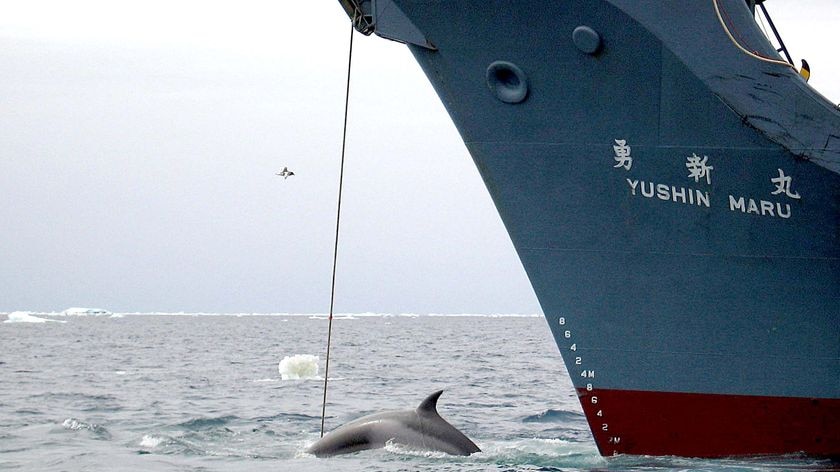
[[416, 390, 480, 455], [306, 390, 480, 457]]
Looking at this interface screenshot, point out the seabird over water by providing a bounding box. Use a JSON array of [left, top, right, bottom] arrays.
[[276, 167, 295, 179]]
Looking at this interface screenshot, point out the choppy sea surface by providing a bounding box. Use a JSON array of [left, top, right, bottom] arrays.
[[1, 312, 835, 471]]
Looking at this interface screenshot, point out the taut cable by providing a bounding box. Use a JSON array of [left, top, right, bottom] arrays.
[[320, 16, 356, 438]]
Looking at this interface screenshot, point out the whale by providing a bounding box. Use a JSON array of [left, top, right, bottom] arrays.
[[307, 390, 480, 457]]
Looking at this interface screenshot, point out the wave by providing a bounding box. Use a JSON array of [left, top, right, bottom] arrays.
[[252, 412, 322, 423], [176, 415, 238, 430], [140, 417, 250, 457], [475, 438, 604, 469], [32, 392, 122, 413], [139, 430, 280, 459], [326, 436, 603, 469], [383, 439, 451, 458], [3, 311, 542, 318], [136, 433, 204, 455], [305, 312, 543, 318], [139, 434, 166, 448], [522, 409, 586, 423], [62, 418, 112, 440], [427, 313, 541, 318]]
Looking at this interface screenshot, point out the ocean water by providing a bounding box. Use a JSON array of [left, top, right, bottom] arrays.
[[0, 312, 835, 472]]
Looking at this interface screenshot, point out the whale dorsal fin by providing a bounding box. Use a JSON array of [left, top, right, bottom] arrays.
[[417, 390, 444, 416]]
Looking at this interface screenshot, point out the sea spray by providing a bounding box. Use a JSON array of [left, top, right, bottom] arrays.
[[140, 434, 165, 448], [62, 418, 112, 440], [278, 354, 319, 380]]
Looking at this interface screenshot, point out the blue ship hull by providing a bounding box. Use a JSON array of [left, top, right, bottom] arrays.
[[338, 0, 840, 457]]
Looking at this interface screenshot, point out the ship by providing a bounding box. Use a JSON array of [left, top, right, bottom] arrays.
[[334, 0, 839, 458]]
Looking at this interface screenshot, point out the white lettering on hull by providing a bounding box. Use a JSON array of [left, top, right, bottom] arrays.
[[728, 195, 792, 219], [626, 179, 710, 208], [612, 140, 801, 221]]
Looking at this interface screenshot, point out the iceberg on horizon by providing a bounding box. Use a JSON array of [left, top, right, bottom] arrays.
[[62, 307, 111, 316], [4, 311, 66, 324]]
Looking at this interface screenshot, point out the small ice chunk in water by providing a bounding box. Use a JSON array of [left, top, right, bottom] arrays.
[[278, 354, 319, 380]]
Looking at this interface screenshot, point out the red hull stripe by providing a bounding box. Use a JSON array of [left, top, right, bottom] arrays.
[[576, 388, 840, 458]]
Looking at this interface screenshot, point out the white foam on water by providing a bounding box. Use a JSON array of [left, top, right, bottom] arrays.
[[383, 440, 450, 458], [61, 418, 111, 440], [294, 436, 321, 459], [62, 418, 86, 430], [4, 311, 66, 323], [139, 434, 165, 448], [278, 354, 320, 380], [478, 437, 604, 467], [61, 418, 102, 432]]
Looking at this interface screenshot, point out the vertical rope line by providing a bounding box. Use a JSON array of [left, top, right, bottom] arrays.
[[320, 17, 355, 439]]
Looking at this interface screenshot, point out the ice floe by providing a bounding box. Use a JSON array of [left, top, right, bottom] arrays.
[[3, 311, 66, 323]]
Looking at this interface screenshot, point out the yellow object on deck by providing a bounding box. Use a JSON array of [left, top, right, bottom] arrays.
[[799, 59, 811, 82]]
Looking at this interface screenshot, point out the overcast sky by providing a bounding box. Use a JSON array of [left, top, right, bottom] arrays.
[[1, 1, 837, 314]]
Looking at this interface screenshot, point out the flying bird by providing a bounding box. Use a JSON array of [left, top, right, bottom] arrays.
[[276, 167, 295, 179]]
